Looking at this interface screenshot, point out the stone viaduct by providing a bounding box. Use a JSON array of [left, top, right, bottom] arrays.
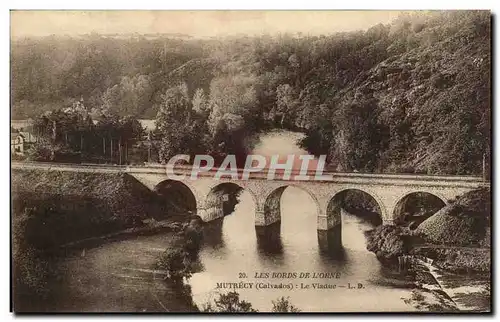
[[12, 162, 489, 251], [128, 165, 488, 230]]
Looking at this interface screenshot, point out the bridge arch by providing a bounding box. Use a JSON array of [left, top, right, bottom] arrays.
[[260, 184, 321, 227], [202, 182, 258, 222], [154, 179, 197, 215], [326, 188, 384, 229], [392, 191, 447, 228]]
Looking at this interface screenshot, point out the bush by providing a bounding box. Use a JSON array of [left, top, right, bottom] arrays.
[[155, 216, 203, 285], [155, 248, 192, 285], [416, 188, 490, 247], [365, 225, 418, 263], [271, 296, 300, 312], [180, 216, 204, 258], [12, 207, 59, 309], [202, 292, 257, 312]]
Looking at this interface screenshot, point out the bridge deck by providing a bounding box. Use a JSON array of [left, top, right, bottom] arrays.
[[12, 161, 489, 186]]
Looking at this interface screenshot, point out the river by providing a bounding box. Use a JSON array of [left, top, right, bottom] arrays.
[[41, 195, 416, 312]]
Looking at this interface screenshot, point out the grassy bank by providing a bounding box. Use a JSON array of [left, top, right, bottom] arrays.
[[365, 188, 490, 311], [413, 247, 490, 273], [366, 188, 490, 270], [415, 188, 490, 248]]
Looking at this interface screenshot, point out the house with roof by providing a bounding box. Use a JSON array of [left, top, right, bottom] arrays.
[[11, 132, 25, 155], [11, 131, 37, 155]]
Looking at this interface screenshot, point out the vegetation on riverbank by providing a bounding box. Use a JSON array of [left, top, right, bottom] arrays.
[[365, 225, 419, 263], [153, 215, 204, 312], [11, 168, 190, 311], [366, 187, 490, 311], [200, 292, 301, 313], [366, 187, 490, 269], [416, 188, 490, 247]]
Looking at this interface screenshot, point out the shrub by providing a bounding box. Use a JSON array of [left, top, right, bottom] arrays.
[[202, 292, 257, 312], [271, 296, 301, 312], [365, 225, 418, 263], [155, 248, 192, 285]]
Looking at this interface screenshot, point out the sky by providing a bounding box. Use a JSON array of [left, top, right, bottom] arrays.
[[10, 10, 405, 38]]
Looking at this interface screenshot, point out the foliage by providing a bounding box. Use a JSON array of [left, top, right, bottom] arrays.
[[180, 216, 204, 258], [11, 11, 491, 174], [12, 207, 53, 304], [155, 84, 208, 163], [26, 100, 144, 163], [156, 248, 192, 285], [271, 296, 301, 312], [416, 188, 490, 247], [155, 216, 204, 285], [365, 225, 416, 262], [202, 291, 257, 312]]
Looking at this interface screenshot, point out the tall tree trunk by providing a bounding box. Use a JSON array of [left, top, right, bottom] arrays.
[[80, 133, 83, 152], [103, 137, 106, 155], [52, 120, 57, 142], [118, 137, 122, 165], [125, 141, 128, 164], [110, 138, 113, 164], [148, 132, 151, 163]]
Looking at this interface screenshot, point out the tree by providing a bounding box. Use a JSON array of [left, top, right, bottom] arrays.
[[273, 84, 298, 128], [202, 292, 257, 312], [101, 75, 153, 117], [271, 296, 301, 312], [206, 75, 260, 164], [331, 92, 382, 172], [155, 248, 192, 285], [191, 88, 210, 119], [155, 84, 206, 163]]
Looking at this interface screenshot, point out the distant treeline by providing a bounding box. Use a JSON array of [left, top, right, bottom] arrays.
[[11, 11, 490, 174]]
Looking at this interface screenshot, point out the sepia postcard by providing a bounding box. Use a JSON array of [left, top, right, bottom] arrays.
[[10, 10, 491, 313]]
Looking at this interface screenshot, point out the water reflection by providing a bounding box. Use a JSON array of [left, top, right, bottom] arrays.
[[317, 226, 345, 259], [255, 223, 283, 255], [202, 218, 224, 249]]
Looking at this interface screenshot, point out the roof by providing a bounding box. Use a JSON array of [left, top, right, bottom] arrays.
[[19, 131, 36, 143], [11, 120, 32, 130]]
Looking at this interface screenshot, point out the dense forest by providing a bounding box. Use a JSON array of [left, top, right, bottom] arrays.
[[11, 11, 491, 175]]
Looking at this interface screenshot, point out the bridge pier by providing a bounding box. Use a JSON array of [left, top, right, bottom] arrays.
[[317, 226, 342, 255], [255, 210, 281, 227], [317, 211, 342, 254]]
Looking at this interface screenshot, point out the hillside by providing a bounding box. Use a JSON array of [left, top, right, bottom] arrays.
[[416, 188, 490, 247], [11, 169, 166, 247], [10, 11, 491, 175], [333, 14, 490, 174]]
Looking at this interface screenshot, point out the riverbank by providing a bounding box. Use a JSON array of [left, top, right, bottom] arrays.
[[11, 168, 193, 312], [58, 218, 183, 253], [365, 188, 491, 312], [13, 216, 200, 312]]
